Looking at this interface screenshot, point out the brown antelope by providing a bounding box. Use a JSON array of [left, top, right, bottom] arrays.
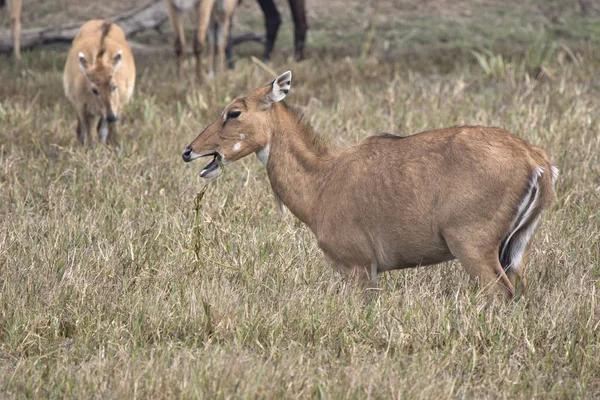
[[165, 0, 239, 79], [63, 20, 136, 146], [182, 71, 558, 298], [1, 0, 21, 59]]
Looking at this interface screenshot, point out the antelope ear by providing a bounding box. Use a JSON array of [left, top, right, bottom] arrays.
[[113, 50, 123, 72], [266, 71, 292, 104], [78, 52, 88, 75]]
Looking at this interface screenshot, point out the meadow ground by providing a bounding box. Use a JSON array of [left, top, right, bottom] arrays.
[[1, 0, 600, 398]]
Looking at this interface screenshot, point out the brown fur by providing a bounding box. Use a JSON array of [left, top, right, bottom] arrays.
[[63, 20, 136, 146], [182, 73, 557, 299], [165, 0, 238, 79]]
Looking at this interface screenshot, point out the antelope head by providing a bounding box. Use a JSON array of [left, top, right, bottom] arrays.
[[182, 71, 292, 178], [78, 50, 124, 123]]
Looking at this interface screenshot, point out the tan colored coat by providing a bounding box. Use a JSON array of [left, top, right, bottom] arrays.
[[183, 71, 558, 299], [165, 0, 238, 79], [63, 20, 135, 146], [1, 0, 21, 59]]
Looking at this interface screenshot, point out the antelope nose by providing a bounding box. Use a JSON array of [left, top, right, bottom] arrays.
[[182, 146, 193, 162], [106, 114, 119, 123]]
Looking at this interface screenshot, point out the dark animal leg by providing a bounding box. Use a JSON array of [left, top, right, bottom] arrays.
[[225, 15, 235, 69], [175, 35, 184, 78], [76, 116, 85, 145], [288, 0, 307, 60], [257, 0, 281, 61]]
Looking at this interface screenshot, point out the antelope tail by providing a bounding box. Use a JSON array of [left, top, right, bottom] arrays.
[[499, 165, 558, 273]]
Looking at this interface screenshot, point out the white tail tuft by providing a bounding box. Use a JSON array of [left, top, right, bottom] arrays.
[[499, 167, 544, 272]]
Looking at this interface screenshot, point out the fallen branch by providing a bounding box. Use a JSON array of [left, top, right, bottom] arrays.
[[0, 0, 169, 54], [231, 32, 263, 46], [0, 0, 264, 56]]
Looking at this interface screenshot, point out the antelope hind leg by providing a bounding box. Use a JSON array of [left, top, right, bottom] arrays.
[[506, 245, 530, 297], [455, 245, 515, 299]]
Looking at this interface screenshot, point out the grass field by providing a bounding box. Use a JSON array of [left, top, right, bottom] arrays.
[[1, 0, 600, 398]]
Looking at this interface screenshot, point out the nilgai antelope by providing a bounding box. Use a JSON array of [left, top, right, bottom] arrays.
[[165, 0, 239, 79], [63, 20, 136, 146], [0, 0, 21, 59], [182, 71, 558, 298]]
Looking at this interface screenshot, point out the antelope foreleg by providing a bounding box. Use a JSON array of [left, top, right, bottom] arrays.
[[257, 0, 281, 60], [77, 112, 94, 147], [166, 1, 185, 77], [288, 0, 307, 60], [194, 0, 215, 80], [216, 18, 231, 75], [9, 0, 22, 60]]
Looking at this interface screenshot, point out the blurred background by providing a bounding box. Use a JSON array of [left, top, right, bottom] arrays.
[[2, 0, 600, 70]]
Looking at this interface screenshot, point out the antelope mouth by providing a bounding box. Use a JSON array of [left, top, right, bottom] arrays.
[[199, 152, 222, 179]]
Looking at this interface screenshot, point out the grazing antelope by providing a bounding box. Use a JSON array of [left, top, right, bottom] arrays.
[[182, 71, 558, 299], [165, 0, 239, 79], [63, 20, 136, 146], [1, 0, 21, 59]]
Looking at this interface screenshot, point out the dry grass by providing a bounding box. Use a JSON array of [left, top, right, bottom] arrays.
[[1, 1, 600, 398]]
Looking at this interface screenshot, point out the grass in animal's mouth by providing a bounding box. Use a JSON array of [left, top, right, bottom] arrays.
[[199, 152, 223, 179], [2, 1, 600, 396]]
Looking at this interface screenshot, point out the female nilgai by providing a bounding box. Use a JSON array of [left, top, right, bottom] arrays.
[[182, 71, 558, 298], [63, 20, 136, 146]]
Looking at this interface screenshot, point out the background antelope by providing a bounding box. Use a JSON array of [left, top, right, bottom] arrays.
[[63, 20, 135, 146], [182, 71, 558, 299], [0, 0, 21, 59], [166, 0, 239, 79]]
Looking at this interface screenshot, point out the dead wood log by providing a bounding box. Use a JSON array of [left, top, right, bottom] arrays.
[[0, 0, 263, 55], [0, 0, 168, 54]]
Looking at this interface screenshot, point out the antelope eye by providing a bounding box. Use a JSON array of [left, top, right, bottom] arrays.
[[91, 88, 99, 96], [111, 86, 118, 92], [227, 110, 241, 119]]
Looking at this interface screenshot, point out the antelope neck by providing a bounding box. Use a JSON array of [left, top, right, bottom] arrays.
[[263, 103, 331, 228]]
